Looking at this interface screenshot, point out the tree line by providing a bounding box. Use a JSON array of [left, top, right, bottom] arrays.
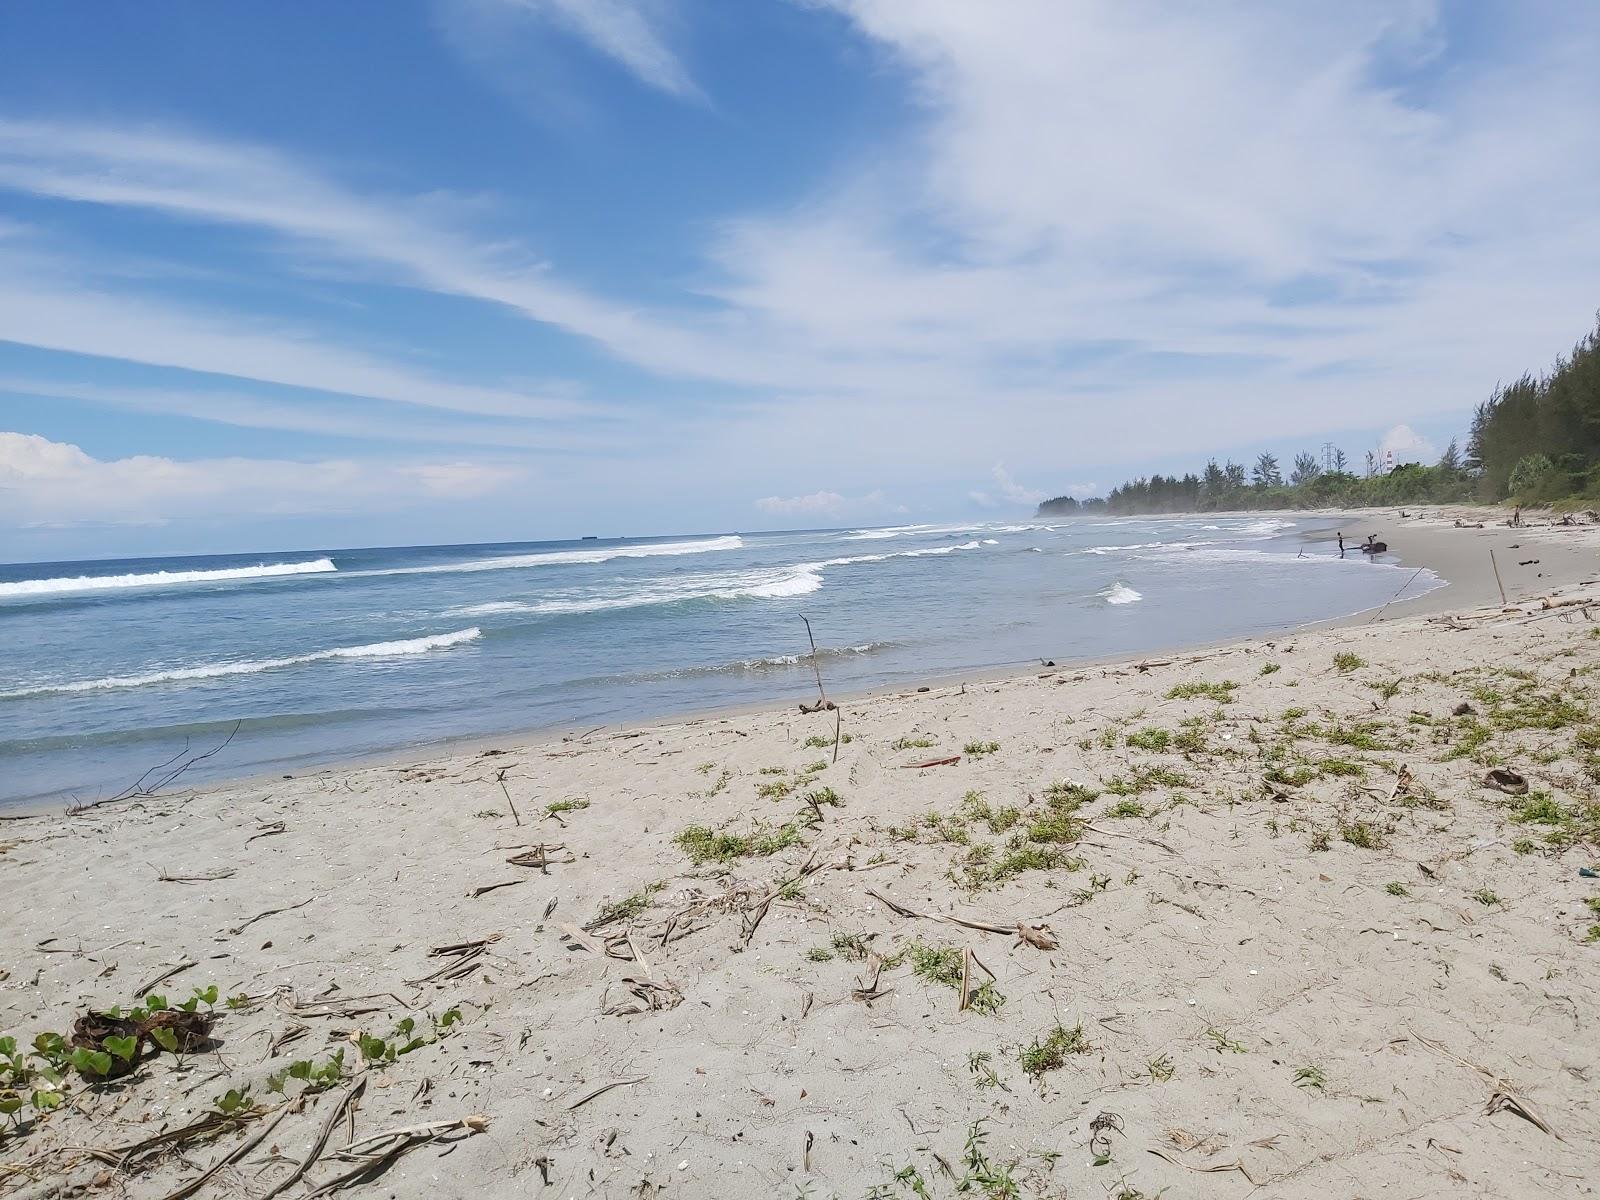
[[1038, 313, 1600, 516]]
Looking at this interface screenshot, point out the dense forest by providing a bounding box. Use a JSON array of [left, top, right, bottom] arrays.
[[1038, 314, 1600, 516]]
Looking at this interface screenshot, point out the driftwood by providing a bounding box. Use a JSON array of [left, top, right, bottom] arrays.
[[259, 1079, 366, 1200], [505, 844, 573, 873], [901, 756, 962, 769], [407, 935, 501, 985], [156, 867, 236, 884], [159, 1102, 295, 1200], [306, 1116, 489, 1196], [60, 722, 241, 817], [567, 1075, 648, 1110], [468, 879, 528, 899], [739, 851, 836, 947], [133, 959, 197, 998], [226, 897, 314, 936], [865, 888, 1057, 950]]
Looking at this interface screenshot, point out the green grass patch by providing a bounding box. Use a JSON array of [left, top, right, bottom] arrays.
[[1019, 1023, 1089, 1078], [1167, 680, 1239, 703], [1126, 726, 1172, 752], [1105, 765, 1191, 795], [674, 822, 801, 865]]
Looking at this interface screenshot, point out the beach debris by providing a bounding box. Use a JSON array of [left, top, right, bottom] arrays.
[[160, 1101, 296, 1200], [796, 615, 839, 716], [494, 767, 523, 826], [226, 896, 314, 936], [1483, 768, 1529, 796], [1390, 764, 1416, 801], [276, 988, 407, 1019], [901, 756, 962, 769], [740, 852, 836, 947], [134, 958, 198, 998], [259, 1078, 367, 1200], [603, 975, 682, 1016], [1452, 701, 1476, 716], [1486, 1091, 1562, 1140], [1146, 1146, 1261, 1184], [68, 721, 243, 816], [408, 935, 500, 985], [468, 878, 528, 899], [956, 949, 998, 1013], [308, 1115, 489, 1195], [246, 820, 287, 844], [1089, 1111, 1124, 1160], [567, 1075, 648, 1110], [851, 954, 890, 1003], [156, 867, 237, 884], [864, 887, 1058, 950], [559, 922, 643, 961], [506, 843, 573, 872]]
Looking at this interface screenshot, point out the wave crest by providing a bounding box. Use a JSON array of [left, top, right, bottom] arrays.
[[2, 628, 481, 699], [1101, 581, 1143, 605], [0, 558, 337, 599]]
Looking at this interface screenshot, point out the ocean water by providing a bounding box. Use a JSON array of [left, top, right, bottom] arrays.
[[0, 516, 1440, 807]]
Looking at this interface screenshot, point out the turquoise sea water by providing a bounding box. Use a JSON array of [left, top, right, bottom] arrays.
[[0, 516, 1439, 806]]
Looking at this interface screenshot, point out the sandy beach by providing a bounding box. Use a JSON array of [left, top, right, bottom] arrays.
[[3, 510, 1599, 1199]]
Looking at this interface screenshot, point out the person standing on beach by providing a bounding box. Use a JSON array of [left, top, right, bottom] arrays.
[[1336, 531, 1346, 556]]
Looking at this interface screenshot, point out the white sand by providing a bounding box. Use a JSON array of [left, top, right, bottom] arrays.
[[2, 513, 1598, 1199]]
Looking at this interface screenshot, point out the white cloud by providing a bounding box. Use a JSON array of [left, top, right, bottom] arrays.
[[534, 0, 700, 98], [972, 464, 1045, 508], [436, 0, 701, 104], [0, 432, 524, 526], [990, 463, 1045, 507], [753, 489, 890, 519], [0, 2, 1598, 532], [1379, 423, 1436, 463], [0, 276, 590, 422], [1066, 482, 1100, 499]]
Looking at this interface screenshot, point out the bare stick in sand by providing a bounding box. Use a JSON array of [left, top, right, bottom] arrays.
[[801, 615, 827, 706], [496, 768, 522, 826], [1490, 548, 1507, 605], [71, 720, 244, 816], [797, 615, 838, 715]]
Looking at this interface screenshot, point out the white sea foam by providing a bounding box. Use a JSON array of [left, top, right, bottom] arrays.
[[461, 567, 825, 617], [357, 536, 744, 580], [899, 540, 983, 557], [0, 558, 337, 599], [1101, 581, 1143, 605], [1, 628, 482, 699], [841, 523, 981, 541], [447, 538, 990, 621], [1237, 518, 1297, 535]]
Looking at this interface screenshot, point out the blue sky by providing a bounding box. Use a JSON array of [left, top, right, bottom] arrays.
[[1, 0, 1598, 560]]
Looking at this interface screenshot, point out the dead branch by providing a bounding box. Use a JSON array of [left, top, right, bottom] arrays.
[[260, 1079, 366, 1200], [160, 1101, 295, 1200], [134, 959, 197, 998], [156, 867, 236, 883], [71, 721, 243, 815], [468, 879, 528, 899], [567, 1076, 648, 1110], [226, 896, 314, 936], [864, 887, 1057, 949], [495, 768, 521, 826]]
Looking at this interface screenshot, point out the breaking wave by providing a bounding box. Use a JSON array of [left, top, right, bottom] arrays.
[[1101, 581, 1143, 605], [1, 628, 482, 699], [0, 558, 337, 599], [356, 536, 744, 580]]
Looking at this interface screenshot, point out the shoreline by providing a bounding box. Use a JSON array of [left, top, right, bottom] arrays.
[[3, 514, 1599, 1196], [7, 507, 1594, 818]]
